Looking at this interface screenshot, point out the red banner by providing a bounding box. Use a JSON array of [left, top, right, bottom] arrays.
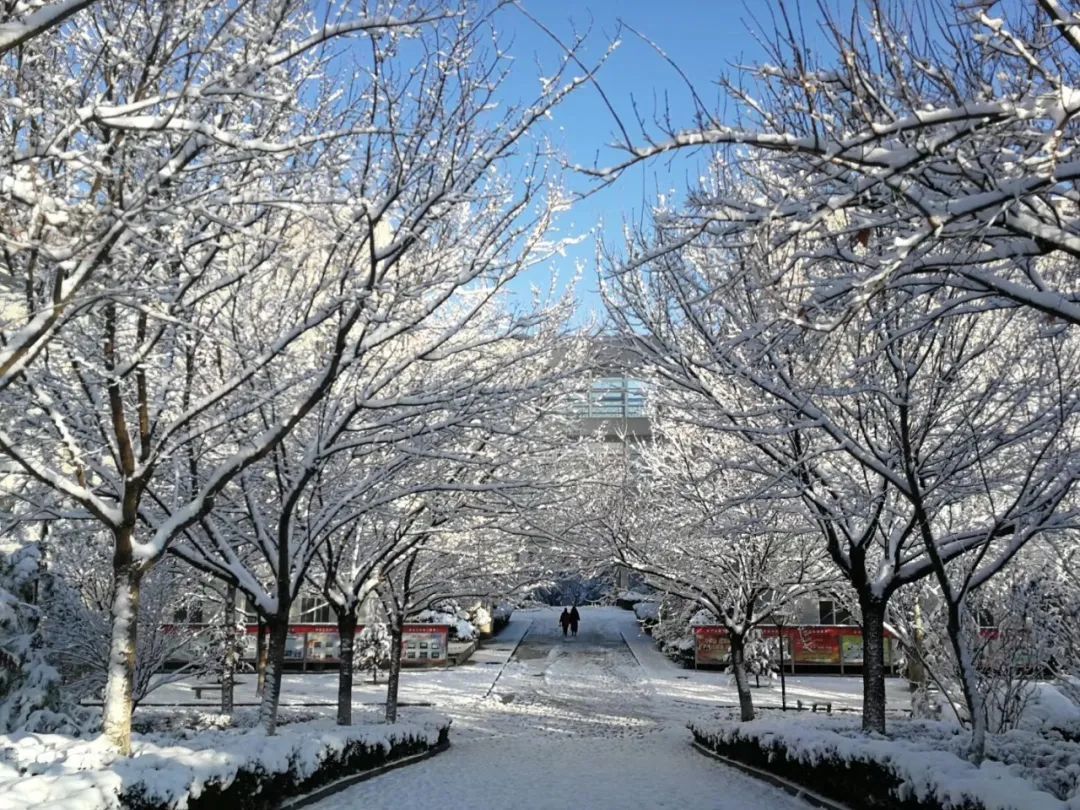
[[693, 625, 895, 667]]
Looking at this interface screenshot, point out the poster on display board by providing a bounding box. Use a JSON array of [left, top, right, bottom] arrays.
[[281, 625, 340, 663], [757, 626, 793, 661], [694, 626, 792, 667], [402, 624, 449, 665], [689, 624, 898, 669], [234, 622, 453, 666], [693, 626, 731, 667], [284, 630, 306, 661], [305, 630, 339, 662], [792, 626, 841, 665], [840, 634, 864, 664], [841, 634, 896, 666]]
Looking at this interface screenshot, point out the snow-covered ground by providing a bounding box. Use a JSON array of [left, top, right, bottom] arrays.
[[146, 608, 908, 716], [621, 619, 911, 715], [139, 607, 916, 809], [304, 607, 818, 809], [17, 607, 1074, 809]]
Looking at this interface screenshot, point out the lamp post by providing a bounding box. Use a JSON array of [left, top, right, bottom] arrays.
[[773, 608, 792, 711]]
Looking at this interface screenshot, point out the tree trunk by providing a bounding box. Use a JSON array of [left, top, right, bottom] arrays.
[[385, 622, 404, 723], [336, 612, 357, 726], [907, 599, 927, 688], [729, 631, 755, 722], [258, 616, 288, 735], [861, 596, 888, 734], [777, 624, 787, 710], [221, 584, 238, 714], [102, 558, 142, 755], [947, 602, 986, 763], [255, 618, 268, 697]]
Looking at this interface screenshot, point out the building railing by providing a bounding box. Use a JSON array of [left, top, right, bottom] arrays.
[[570, 376, 647, 419]]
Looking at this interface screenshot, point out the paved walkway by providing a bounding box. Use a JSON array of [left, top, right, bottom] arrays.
[[309, 607, 811, 810]]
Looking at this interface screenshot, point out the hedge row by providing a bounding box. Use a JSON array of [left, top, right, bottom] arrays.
[[0, 716, 450, 810], [689, 718, 1063, 810], [122, 723, 450, 810]]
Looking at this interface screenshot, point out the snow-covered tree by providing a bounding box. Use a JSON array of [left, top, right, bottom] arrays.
[[648, 594, 698, 666], [0, 0, 459, 754], [596, 1, 1080, 328], [43, 539, 205, 710], [0, 540, 80, 733], [1044, 536, 1080, 709], [306, 323, 578, 726], [376, 486, 546, 723], [892, 542, 1080, 736], [188, 584, 248, 714], [740, 630, 776, 688], [0, 0, 594, 752], [596, 1, 1080, 747], [606, 185, 1080, 744], [591, 416, 826, 721], [0, 0, 99, 55], [355, 623, 391, 685]]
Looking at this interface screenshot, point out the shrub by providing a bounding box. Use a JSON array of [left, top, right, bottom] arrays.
[[689, 717, 1065, 810], [0, 714, 450, 809]]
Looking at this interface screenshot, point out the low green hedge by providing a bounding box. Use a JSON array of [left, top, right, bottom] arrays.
[[693, 728, 950, 810], [120, 724, 450, 810], [0, 716, 451, 810], [689, 718, 1063, 810]]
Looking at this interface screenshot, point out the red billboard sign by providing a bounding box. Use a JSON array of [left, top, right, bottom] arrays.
[[693, 625, 895, 668]]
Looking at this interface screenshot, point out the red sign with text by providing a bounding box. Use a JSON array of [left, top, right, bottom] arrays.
[[693, 625, 894, 667]]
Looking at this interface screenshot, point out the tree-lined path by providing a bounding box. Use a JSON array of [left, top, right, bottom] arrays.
[[311, 607, 811, 809]]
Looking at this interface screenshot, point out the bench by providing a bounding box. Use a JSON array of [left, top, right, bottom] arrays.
[[795, 700, 833, 714], [191, 680, 246, 699]]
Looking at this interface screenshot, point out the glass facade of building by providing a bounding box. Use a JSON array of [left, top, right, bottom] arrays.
[[573, 376, 646, 419]]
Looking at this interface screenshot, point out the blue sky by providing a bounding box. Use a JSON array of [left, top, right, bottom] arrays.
[[493, 1, 854, 323]]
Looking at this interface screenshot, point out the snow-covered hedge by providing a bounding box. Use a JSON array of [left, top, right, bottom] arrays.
[[645, 595, 698, 665], [130, 706, 325, 736], [0, 712, 450, 810], [615, 590, 654, 609], [470, 606, 493, 635], [413, 600, 497, 642], [688, 608, 717, 626], [633, 601, 660, 624], [690, 715, 1072, 810], [491, 602, 513, 633]]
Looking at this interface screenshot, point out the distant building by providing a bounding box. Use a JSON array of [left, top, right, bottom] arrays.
[[568, 336, 651, 442]]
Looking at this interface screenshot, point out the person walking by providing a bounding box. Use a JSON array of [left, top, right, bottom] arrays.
[[569, 605, 580, 637], [559, 608, 571, 638]]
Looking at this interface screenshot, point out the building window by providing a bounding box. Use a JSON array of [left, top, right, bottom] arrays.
[[173, 600, 204, 624], [818, 599, 851, 625], [572, 376, 646, 419], [299, 596, 332, 624]]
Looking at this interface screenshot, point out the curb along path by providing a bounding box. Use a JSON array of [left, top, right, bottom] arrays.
[[283, 741, 452, 809], [690, 742, 852, 810], [283, 616, 535, 808], [483, 619, 535, 699]]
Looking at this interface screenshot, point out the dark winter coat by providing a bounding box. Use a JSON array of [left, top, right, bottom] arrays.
[[559, 610, 571, 628], [569, 606, 580, 631]]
